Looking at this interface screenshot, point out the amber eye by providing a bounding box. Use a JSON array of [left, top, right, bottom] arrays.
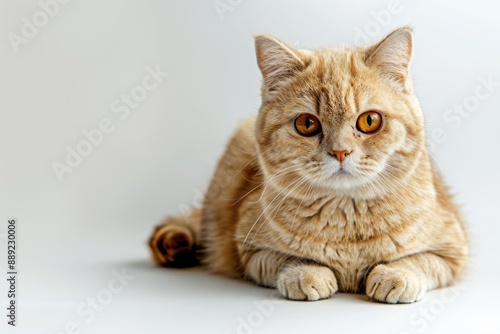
[[294, 114, 322, 137], [356, 111, 382, 134]]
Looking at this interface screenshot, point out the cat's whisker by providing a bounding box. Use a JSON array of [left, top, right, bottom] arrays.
[[379, 167, 436, 195], [375, 172, 441, 223], [248, 175, 310, 248], [285, 176, 314, 218], [242, 174, 306, 248], [266, 175, 311, 225], [410, 142, 444, 170], [289, 176, 318, 232], [231, 165, 304, 205], [231, 144, 288, 180]]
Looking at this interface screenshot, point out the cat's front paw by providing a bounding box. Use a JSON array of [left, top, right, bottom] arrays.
[[277, 264, 338, 301], [366, 264, 427, 304]]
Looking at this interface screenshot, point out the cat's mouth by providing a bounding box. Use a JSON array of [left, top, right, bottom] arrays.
[[332, 168, 351, 176]]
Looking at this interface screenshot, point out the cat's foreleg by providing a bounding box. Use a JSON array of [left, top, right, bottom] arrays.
[[365, 251, 463, 304], [243, 250, 338, 301]]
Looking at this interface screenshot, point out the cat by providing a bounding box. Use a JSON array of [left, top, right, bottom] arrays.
[[148, 27, 468, 303]]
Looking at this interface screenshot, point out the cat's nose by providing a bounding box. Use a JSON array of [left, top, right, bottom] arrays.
[[329, 149, 351, 163]]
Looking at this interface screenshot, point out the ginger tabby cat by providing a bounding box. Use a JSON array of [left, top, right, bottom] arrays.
[[148, 27, 467, 303]]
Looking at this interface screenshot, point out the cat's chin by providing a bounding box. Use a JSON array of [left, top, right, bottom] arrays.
[[332, 168, 350, 176], [310, 173, 367, 192], [329, 177, 362, 191], [314, 167, 382, 194]]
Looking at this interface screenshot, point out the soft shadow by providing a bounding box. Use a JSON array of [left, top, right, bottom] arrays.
[[120, 258, 201, 272], [116, 257, 271, 299]]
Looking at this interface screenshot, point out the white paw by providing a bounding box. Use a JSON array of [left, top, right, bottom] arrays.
[[366, 264, 427, 303], [277, 264, 338, 301]]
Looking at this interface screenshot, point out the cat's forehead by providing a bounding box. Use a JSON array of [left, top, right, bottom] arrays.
[[308, 48, 361, 75], [294, 52, 381, 119]]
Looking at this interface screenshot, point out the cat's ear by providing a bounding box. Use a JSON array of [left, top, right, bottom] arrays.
[[366, 27, 413, 85], [254, 34, 306, 92]]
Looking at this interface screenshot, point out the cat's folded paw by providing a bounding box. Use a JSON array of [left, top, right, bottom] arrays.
[[277, 264, 338, 301], [366, 264, 427, 304], [148, 225, 198, 267]]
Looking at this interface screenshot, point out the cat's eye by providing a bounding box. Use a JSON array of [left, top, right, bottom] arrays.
[[356, 111, 382, 134], [294, 114, 322, 137]]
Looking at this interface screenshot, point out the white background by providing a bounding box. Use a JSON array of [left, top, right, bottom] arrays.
[[1, 1, 500, 333]]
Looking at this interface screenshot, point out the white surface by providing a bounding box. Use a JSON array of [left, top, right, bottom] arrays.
[[1, 1, 500, 333]]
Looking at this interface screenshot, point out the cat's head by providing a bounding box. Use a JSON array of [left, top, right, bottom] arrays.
[[254, 27, 426, 197]]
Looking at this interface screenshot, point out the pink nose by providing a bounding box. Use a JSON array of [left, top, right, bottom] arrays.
[[329, 149, 351, 163]]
